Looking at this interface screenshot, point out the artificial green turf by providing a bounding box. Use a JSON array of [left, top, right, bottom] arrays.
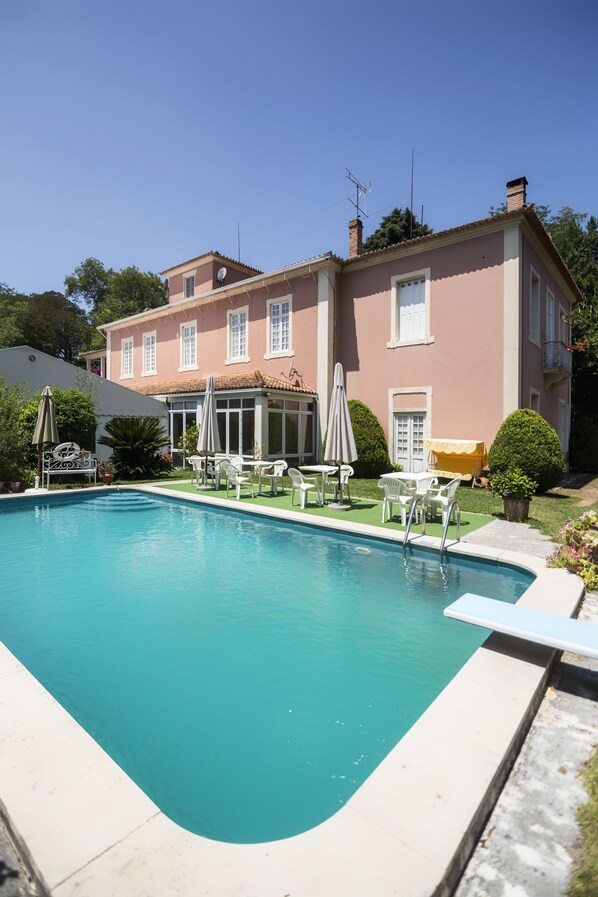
[[152, 480, 491, 539]]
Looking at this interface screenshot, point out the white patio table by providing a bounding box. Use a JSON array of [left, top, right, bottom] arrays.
[[299, 464, 338, 504]]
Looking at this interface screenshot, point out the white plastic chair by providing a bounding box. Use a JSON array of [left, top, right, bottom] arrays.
[[288, 468, 321, 509], [339, 465, 354, 501], [221, 461, 255, 500], [423, 478, 460, 524], [377, 478, 418, 525], [259, 460, 287, 494], [411, 475, 438, 496]]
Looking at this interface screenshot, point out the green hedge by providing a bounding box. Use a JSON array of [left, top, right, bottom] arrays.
[[488, 408, 564, 493], [347, 399, 393, 478]]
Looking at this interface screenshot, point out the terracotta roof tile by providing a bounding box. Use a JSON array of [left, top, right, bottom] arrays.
[[129, 370, 316, 397]]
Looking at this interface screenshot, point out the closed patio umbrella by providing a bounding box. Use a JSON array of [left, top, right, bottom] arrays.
[[196, 375, 221, 487], [32, 385, 60, 487], [324, 363, 357, 510]]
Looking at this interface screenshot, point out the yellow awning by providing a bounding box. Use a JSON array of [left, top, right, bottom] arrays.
[[424, 439, 488, 481], [423, 438, 486, 455]]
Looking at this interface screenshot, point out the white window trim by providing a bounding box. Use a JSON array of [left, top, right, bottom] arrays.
[[183, 271, 196, 301], [545, 288, 555, 343], [178, 319, 198, 371], [559, 303, 569, 345], [529, 387, 541, 412], [225, 305, 250, 365], [120, 337, 134, 380], [264, 294, 294, 359], [142, 330, 157, 377], [387, 268, 434, 349], [387, 386, 432, 465], [529, 266, 541, 348]]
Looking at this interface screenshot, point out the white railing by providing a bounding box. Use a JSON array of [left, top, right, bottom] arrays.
[[543, 341, 572, 376]]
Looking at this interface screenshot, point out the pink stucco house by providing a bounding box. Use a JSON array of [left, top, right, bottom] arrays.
[[87, 177, 580, 471]]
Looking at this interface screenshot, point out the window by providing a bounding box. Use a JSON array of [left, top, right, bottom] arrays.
[[227, 307, 248, 362], [388, 268, 432, 348], [530, 268, 540, 345], [121, 337, 133, 378], [180, 321, 197, 370], [529, 388, 540, 412], [143, 331, 156, 375], [216, 397, 255, 456], [267, 398, 315, 462], [266, 296, 292, 357], [184, 274, 195, 299], [546, 289, 554, 342]]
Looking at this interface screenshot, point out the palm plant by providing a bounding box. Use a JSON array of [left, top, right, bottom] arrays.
[[98, 416, 170, 479]]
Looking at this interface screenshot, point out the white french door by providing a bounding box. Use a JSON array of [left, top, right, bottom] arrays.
[[394, 412, 426, 472]]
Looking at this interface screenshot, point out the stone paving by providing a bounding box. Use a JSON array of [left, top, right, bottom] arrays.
[[456, 522, 598, 897]]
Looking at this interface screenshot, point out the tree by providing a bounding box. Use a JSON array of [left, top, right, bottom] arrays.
[[0, 285, 92, 361], [93, 266, 168, 327], [64, 258, 113, 312], [20, 387, 97, 463], [363, 208, 433, 253], [0, 376, 30, 482]]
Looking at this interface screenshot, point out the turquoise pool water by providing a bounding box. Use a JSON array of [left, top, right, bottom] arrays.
[[0, 490, 532, 843]]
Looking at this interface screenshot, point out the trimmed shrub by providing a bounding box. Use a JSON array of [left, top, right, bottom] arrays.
[[347, 399, 393, 478], [98, 416, 170, 479], [569, 415, 598, 472], [488, 409, 564, 493]]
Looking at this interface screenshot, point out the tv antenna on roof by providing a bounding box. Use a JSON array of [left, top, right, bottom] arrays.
[[346, 168, 371, 219]]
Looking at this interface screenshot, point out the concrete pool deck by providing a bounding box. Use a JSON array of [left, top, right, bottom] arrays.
[[0, 485, 586, 896]]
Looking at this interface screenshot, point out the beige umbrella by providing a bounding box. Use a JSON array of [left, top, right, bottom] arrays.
[[32, 386, 60, 480], [196, 375, 221, 487], [324, 363, 357, 510]]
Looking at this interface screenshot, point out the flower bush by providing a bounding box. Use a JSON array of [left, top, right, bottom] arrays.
[[547, 511, 598, 590], [98, 460, 115, 475], [488, 467, 538, 500]]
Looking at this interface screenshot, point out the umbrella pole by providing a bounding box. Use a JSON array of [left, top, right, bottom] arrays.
[[37, 447, 42, 478]]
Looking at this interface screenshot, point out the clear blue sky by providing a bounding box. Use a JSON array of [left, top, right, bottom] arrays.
[[1, 0, 596, 295]]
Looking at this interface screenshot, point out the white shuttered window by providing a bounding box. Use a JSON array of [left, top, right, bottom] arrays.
[[398, 279, 425, 341]]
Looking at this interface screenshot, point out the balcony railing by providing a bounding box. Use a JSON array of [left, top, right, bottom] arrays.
[[543, 341, 572, 387]]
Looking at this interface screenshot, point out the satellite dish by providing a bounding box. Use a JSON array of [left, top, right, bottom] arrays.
[[216, 266, 227, 284]]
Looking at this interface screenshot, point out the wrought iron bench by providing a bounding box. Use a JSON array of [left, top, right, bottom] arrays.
[[42, 443, 97, 489]]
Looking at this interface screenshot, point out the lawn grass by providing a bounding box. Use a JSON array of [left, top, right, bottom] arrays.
[[567, 746, 598, 897]]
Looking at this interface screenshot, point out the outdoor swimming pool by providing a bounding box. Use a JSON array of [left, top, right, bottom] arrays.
[[0, 490, 533, 844]]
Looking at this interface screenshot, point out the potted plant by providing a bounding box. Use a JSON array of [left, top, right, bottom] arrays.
[[98, 460, 116, 485], [489, 467, 538, 522]]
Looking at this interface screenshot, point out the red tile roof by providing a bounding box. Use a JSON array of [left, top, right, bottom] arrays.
[[129, 370, 316, 396]]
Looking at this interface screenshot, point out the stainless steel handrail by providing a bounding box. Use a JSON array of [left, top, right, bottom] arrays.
[[440, 501, 461, 554], [403, 496, 426, 549]]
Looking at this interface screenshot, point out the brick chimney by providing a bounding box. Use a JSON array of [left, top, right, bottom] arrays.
[[349, 217, 363, 257], [506, 176, 528, 211]]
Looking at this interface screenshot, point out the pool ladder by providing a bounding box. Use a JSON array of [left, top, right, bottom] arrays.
[[403, 497, 461, 555]]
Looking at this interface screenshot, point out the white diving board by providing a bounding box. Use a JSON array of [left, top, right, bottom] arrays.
[[444, 593, 598, 660]]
